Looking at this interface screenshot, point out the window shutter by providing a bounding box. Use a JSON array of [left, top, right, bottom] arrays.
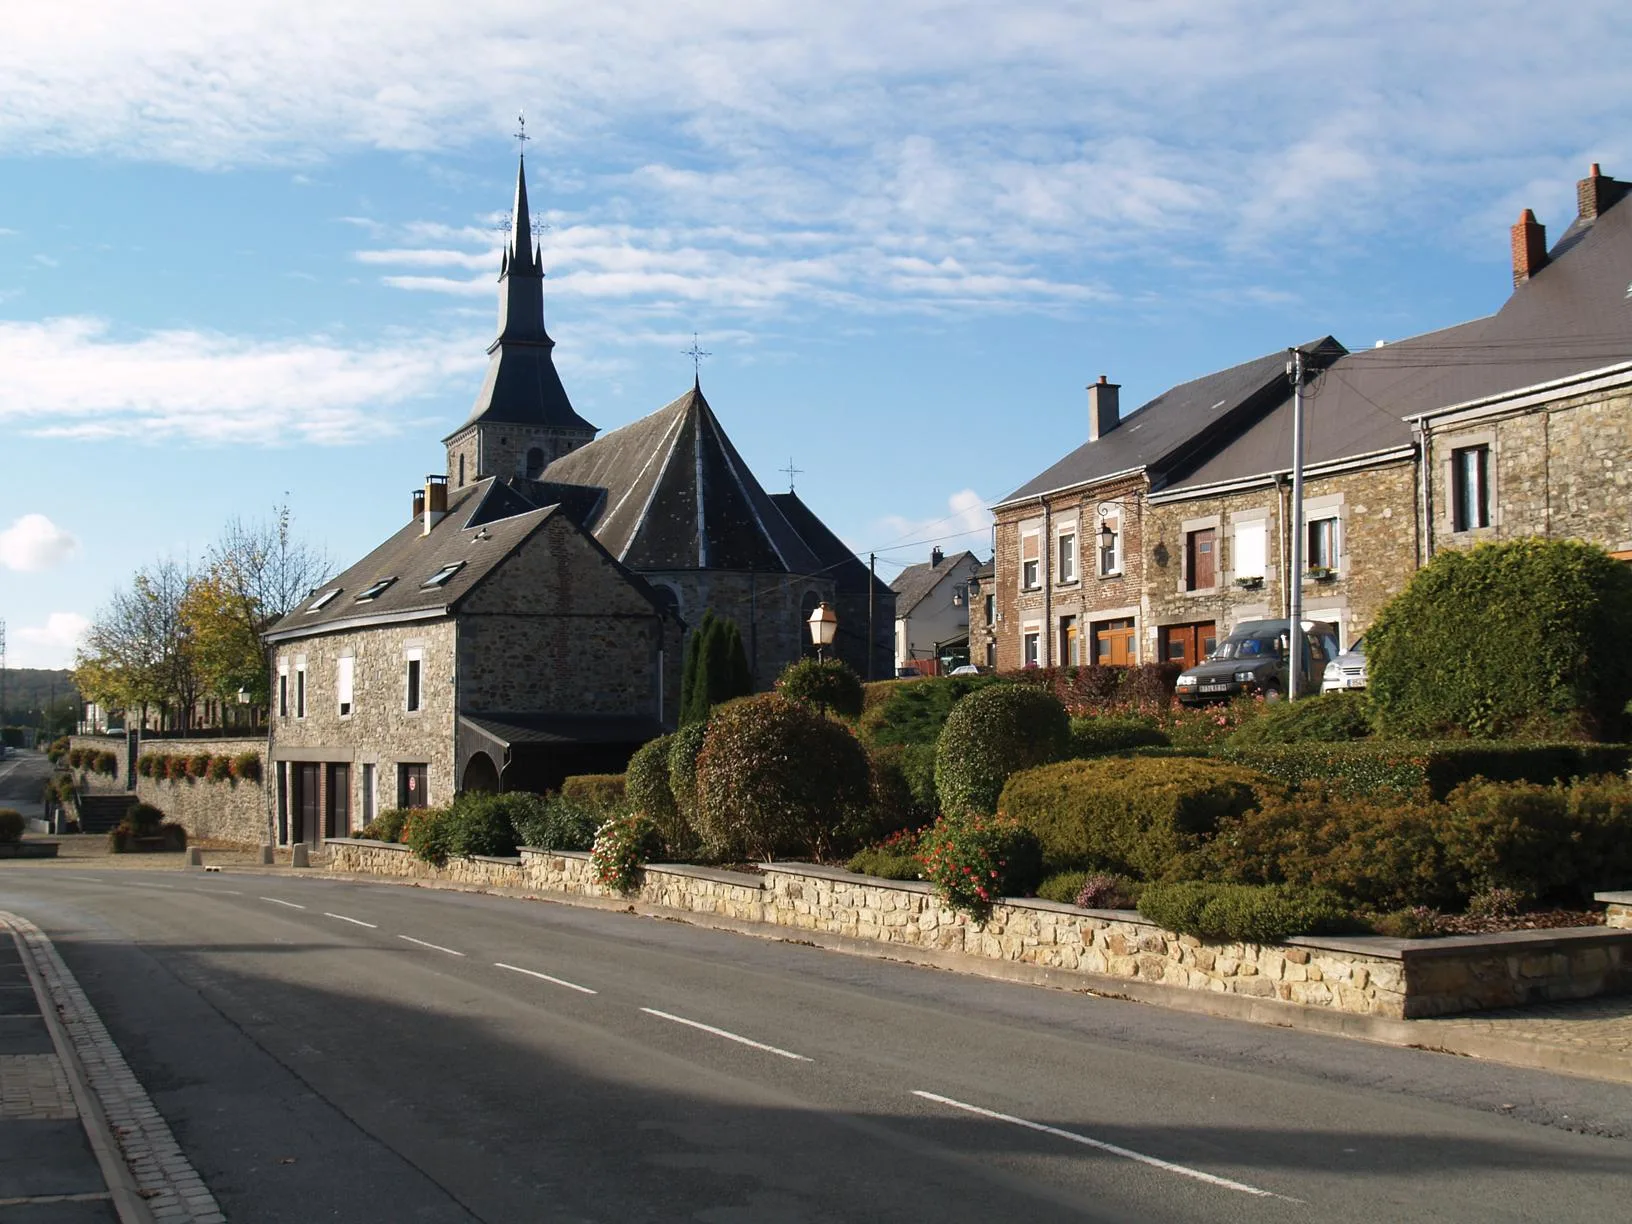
[[1233, 521, 1266, 579]]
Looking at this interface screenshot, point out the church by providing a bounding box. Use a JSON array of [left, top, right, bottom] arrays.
[[262, 153, 889, 841]]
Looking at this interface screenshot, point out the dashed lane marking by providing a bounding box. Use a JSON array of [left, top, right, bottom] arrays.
[[640, 1008, 811, 1061], [494, 962, 597, 994], [324, 912, 378, 929], [399, 935, 464, 957], [910, 1091, 1298, 1202], [259, 897, 306, 910]]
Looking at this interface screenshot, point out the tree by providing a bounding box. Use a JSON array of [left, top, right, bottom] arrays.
[[74, 558, 197, 729], [180, 572, 264, 711], [679, 612, 755, 726]]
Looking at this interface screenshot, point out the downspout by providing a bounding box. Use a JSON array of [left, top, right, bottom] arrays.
[[1039, 496, 1052, 666], [1275, 474, 1291, 618], [1415, 419, 1434, 566]]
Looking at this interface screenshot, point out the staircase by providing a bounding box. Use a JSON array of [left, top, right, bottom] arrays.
[[74, 794, 135, 834]]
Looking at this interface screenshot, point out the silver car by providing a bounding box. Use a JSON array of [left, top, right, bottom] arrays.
[[1321, 635, 1367, 693]]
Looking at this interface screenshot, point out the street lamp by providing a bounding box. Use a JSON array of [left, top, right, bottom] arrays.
[[807, 601, 838, 662]]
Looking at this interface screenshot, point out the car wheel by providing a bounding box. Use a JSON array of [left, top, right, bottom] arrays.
[[1262, 684, 1283, 703]]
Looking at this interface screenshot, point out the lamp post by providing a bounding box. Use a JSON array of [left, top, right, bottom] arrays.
[[807, 601, 838, 663]]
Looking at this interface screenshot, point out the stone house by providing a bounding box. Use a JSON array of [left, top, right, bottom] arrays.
[[987, 347, 1343, 671], [889, 548, 983, 674], [965, 558, 996, 669]]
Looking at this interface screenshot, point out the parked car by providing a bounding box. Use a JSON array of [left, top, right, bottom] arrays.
[[1174, 618, 1339, 704], [1321, 635, 1368, 693], [948, 664, 981, 676]]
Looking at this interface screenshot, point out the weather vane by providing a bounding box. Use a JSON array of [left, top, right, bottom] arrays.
[[781, 457, 804, 493], [514, 111, 530, 154], [684, 333, 712, 381]]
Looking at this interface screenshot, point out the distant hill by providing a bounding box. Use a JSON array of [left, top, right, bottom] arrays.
[[1, 668, 79, 720]]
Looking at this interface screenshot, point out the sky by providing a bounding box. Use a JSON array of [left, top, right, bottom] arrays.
[[3, 1, 1630, 670]]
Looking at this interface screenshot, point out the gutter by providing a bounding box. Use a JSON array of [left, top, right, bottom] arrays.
[[264, 606, 449, 644], [1403, 360, 1632, 426], [991, 464, 1146, 512], [1145, 445, 1415, 504]]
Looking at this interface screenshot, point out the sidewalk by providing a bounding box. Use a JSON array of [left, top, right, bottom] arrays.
[[0, 911, 224, 1223]]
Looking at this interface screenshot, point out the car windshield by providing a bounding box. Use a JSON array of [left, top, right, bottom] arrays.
[[1211, 633, 1280, 661]]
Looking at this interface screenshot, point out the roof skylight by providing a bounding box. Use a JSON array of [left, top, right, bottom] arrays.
[[354, 578, 397, 602], [421, 562, 465, 588], [305, 588, 341, 613]]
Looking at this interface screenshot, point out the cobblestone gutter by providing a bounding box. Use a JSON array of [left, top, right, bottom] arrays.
[[327, 840, 1632, 1020]]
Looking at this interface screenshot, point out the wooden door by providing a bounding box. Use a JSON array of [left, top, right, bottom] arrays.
[[1188, 529, 1216, 589], [325, 763, 350, 838], [1094, 619, 1136, 666], [399, 763, 429, 809], [295, 763, 320, 844], [1163, 621, 1218, 665]]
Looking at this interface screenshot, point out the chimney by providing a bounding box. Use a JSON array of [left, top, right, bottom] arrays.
[[931, 546, 944, 568], [1088, 375, 1121, 441], [422, 474, 448, 536], [412, 487, 425, 521], [1577, 162, 1629, 222], [1510, 209, 1547, 287]]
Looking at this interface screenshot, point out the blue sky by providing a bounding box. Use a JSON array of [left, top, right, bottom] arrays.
[[3, 1, 1630, 668]]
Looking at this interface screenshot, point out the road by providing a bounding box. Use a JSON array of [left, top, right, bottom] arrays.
[[2, 867, 1631, 1222], [0, 748, 52, 820]]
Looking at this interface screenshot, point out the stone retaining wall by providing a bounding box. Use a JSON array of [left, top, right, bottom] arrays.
[[135, 738, 267, 846], [327, 841, 1632, 1019]]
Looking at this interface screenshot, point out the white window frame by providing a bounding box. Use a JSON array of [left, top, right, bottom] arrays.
[[1097, 506, 1123, 577], [1451, 444, 1491, 532], [404, 647, 424, 714], [294, 655, 307, 720], [1057, 527, 1078, 585], [1021, 624, 1042, 668], [1307, 515, 1340, 572], [1232, 515, 1268, 581], [336, 655, 354, 720], [1020, 530, 1041, 591]]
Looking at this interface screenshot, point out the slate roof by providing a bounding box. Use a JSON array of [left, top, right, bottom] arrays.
[[770, 492, 894, 598], [460, 712, 664, 748], [996, 338, 1345, 507], [890, 550, 977, 618], [1162, 319, 1490, 493], [539, 384, 824, 574]]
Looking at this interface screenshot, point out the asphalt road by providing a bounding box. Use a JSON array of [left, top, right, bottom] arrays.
[[0, 748, 52, 819], [3, 868, 1631, 1223]]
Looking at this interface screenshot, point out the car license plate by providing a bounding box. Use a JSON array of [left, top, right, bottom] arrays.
[[1199, 684, 1230, 693], [1346, 678, 1365, 688]]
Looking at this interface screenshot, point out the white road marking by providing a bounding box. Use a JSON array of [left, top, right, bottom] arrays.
[[196, 888, 243, 896], [63, 876, 110, 884], [398, 935, 464, 957], [125, 882, 179, 890], [494, 962, 597, 995], [260, 897, 306, 910], [639, 1008, 811, 1061], [324, 912, 378, 929], [911, 1091, 1296, 1202]]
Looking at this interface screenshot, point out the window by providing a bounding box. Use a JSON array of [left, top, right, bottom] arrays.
[[984, 592, 995, 625], [355, 578, 396, 602], [305, 588, 340, 613], [398, 763, 428, 809], [525, 446, 545, 479], [1098, 507, 1122, 576], [1059, 615, 1080, 666], [1233, 520, 1267, 580], [421, 562, 465, 588], [1185, 528, 1217, 591], [1021, 532, 1040, 590], [1058, 531, 1077, 584], [1452, 445, 1490, 531], [278, 667, 289, 718], [1308, 518, 1337, 571], [1022, 628, 1041, 667], [406, 659, 422, 713], [458, 454, 465, 487], [361, 763, 376, 827], [336, 656, 354, 719], [295, 662, 307, 719]]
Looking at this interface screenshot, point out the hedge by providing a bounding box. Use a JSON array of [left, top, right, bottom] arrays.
[[1007, 662, 1183, 712], [935, 685, 1070, 814], [1068, 715, 1169, 757], [1138, 881, 1353, 943], [559, 774, 627, 816], [858, 673, 997, 748], [999, 756, 1277, 881], [1219, 741, 1632, 799], [626, 735, 687, 854], [0, 809, 23, 843], [1227, 691, 1372, 746], [776, 657, 864, 720]]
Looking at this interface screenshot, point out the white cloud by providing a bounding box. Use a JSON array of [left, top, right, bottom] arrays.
[[0, 514, 79, 572], [0, 317, 485, 444], [866, 488, 993, 561], [11, 612, 91, 670]]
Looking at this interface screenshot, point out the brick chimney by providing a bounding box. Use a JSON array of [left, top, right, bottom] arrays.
[[931, 546, 944, 568], [1577, 163, 1630, 222], [1510, 209, 1547, 287], [422, 475, 448, 536], [1088, 375, 1121, 441]]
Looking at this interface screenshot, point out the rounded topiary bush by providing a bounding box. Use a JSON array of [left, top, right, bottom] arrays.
[[1067, 715, 1170, 757], [1228, 691, 1373, 746], [667, 720, 709, 835], [1368, 538, 1632, 740], [124, 802, 165, 834], [775, 657, 864, 720], [443, 792, 525, 858], [695, 694, 872, 861], [998, 755, 1278, 882], [626, 734, 686, 853], [0, 809, 24, 844], [934, 684, 1070, 815]]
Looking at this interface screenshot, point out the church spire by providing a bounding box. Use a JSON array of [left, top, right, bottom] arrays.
[[508, 150, 537, 273], [491, 149, 548, 350]]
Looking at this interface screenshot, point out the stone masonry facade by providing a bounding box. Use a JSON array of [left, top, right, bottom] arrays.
[[328, 842, 1632, 1019], [651, 569, 836, 691], [69, 733, 268, 845]]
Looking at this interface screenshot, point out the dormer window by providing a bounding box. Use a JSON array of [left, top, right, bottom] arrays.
[[354, 578, 397, 602], [421, 562, 465, 588], [305, 588, 341, 613]]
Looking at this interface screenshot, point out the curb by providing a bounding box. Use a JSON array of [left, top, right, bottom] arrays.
[[2, 911, 225, 1223]]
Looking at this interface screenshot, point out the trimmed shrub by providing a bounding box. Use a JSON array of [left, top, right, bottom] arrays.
[[847, 828, 922, 881], [999, 756, 1276, 882], [157, 822, 188, 851], [360, 807, 410, 844], [68, 746, 84, 769], [511, 792, 599, 852], [94, 750, 119, 776], [694, 694, 873, 861], [1036, 871, 1087, 904], [627, 735, 686, 853], [1138, 881, 1352, 942], [1219, 740, 1631, 799], [917, 811, 1043, 918], [137, 754, 159, 779], [443, 792, 524, 858], [865, 744, 934, 838], [590, 810, 661, 892], [1067, 715, 1169, 758], [1009, 662, 1183, 713], [1567, 774, 1632, 893], [1075, 873, 1144, 910], [232, 752, 263, 783], [124, 802, 165, 833], [1156, 698, 1265, 748], [667, 720, 709, 836], [858, 674, 997, 748], [1442, 780, 1582, 900], [206, 755, 233, 782], [680, 611, 755, 727], [0, 809, 24, 843], [1228, 691, 1373, 746], [1206, 791, 1462, 912], [47, 737, 70, 764], [935, 685, 1070, 815], [1367, 538, 1632, 740], [560, 774, 627, 817], [187, 752, 211, 780], [403, 806, 456, 866], [776, 657, 865, 720]]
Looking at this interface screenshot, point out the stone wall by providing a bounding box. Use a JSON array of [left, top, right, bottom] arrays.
[[650, 569, 836, 690], [132, 737, 268, 846], [328, 843, 1632, 1019], [67, 735, 131, 795]]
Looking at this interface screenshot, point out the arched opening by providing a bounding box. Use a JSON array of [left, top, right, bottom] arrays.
[[461, 752, 501, 794], [525, 446, 546, 479], [652, 583, 682, 622]]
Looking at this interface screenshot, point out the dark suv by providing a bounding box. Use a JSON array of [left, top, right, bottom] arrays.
[[1173, 618, 1339, 704]]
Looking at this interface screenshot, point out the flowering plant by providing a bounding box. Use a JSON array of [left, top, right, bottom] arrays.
[[917, 811, 1041, 920], [590, 809, 660, 893]]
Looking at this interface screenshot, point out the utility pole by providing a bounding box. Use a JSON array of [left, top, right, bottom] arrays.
[[867, 554, 876, 682], [1286, 348, 1306, 702], [0, 618, 7, 727]]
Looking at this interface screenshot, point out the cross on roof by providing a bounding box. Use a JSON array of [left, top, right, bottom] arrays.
[[780, 457, 804, 493], [683, 333, 712, 382]]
